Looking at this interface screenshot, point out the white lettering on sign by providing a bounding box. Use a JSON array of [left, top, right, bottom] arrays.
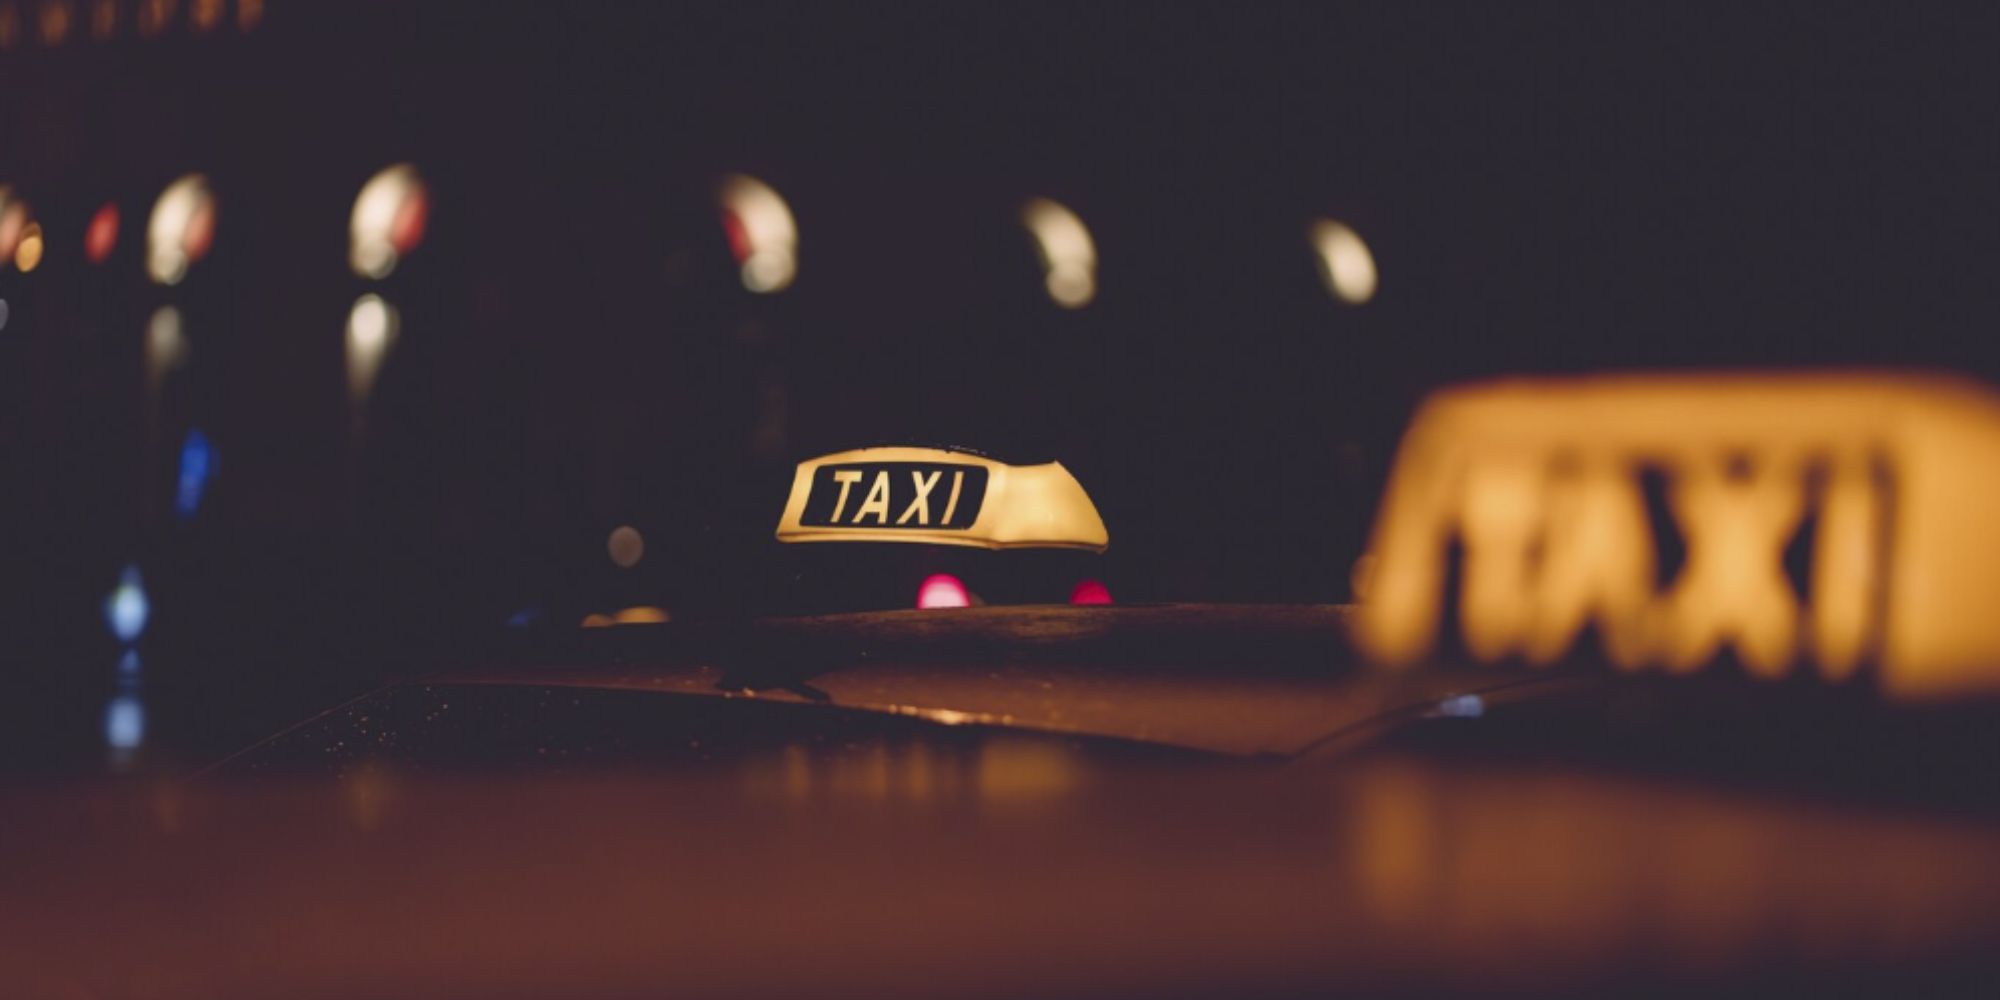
[[830, 469, 863, 523], [855, 471, 893, 524], [898, 470, 942, 525], [942, 470, 964, 525], [816, 467, 973, 527]]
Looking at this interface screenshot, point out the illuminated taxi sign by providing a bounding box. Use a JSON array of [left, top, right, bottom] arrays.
[[776, 447, 1108, 552], [799, 462, 988, 531], [1352, 372, 2000, 700]]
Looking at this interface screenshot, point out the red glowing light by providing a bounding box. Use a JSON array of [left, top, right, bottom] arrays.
[[720, 210, 752, 263], [390, 189, 428, 255], [1069, 579, 1113, 605], [85, 203, 119, 264], [0, 204, 24, 262], [182, 199, 216, 264], [916, 573, 971, 609]]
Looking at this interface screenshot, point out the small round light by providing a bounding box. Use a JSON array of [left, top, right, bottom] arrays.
[[85, 202, 119, 264], [137, 0, 169, 36], [146, 306, 188, 386], [90, 0, 117, 40], [104, 695, 145, 751], [718, 174, 798, 293], [350, 164, 428, 279], [36, 0, 71, 46], [147, 175, 217, 286], [0, 190, 28, 263], [917, 573, 971, 609], [13, 221, 43, 272], [345, 294, 399, 403], [1311, 219, 1379, 306], [348, 296, 392, 352], [1023, 197, 1097, 309], [1068, 579, 1113, 605], [104, 565, 150, 644], [189, 0, 223, 34], [176, 428, 214, 520], [607, 525, 644, 568]]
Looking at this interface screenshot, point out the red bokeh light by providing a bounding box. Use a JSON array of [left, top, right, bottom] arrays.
[[720, 210, 752, 263], [85, 202, 119, 264], [182, 199, 216, 264], [390, 189, 429, 255], [1069, 579, 1113, 605], [916, 573, 971, 609]]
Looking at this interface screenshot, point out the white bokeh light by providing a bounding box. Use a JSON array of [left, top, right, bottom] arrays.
[[1023, 197, 1097, 308], [718, 174, 798, 293], [346, 294, 400, 404], [147, 174, 216, 286], [350, 163, 428, 279], [105, 565, 150, 644], [1311, 219, 1378, 306]]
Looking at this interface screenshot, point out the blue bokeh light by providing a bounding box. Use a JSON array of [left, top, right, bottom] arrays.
[[1431, 693, 1486, 718], [176, 428, 214, 520], [105, 695, 145, 751]]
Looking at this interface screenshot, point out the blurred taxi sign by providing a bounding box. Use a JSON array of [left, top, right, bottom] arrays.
[[777, 447, 1108, 552], [1353, 372, 2000, 700]]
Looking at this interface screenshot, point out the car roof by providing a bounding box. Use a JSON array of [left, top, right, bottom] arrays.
[[430, 604, 1568, 756], [16, 750, 2000, 999]]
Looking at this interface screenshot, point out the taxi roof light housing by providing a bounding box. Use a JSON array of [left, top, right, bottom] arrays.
[[1353, 371, 2000, 701], [776, 446, 1108, 553]]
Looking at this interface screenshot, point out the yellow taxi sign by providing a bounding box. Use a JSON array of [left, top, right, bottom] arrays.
[[1352, 372, 2000, 700], [776, 447, 1109, 553]]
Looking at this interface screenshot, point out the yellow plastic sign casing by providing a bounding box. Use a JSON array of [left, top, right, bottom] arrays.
[[776, 447, 1109, 553], [1352, 372, 2000, 700]]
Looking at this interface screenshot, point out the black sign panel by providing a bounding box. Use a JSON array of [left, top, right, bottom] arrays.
[[799, 463, 988, 530]]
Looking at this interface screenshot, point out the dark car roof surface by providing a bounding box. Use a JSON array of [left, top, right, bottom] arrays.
[[8, 752, 2000, 999], [421, 604, 1556, 757], [15, 605, 2000, 998]]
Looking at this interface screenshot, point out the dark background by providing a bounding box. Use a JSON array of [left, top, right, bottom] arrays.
[[2, 1, 1998, 772]]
